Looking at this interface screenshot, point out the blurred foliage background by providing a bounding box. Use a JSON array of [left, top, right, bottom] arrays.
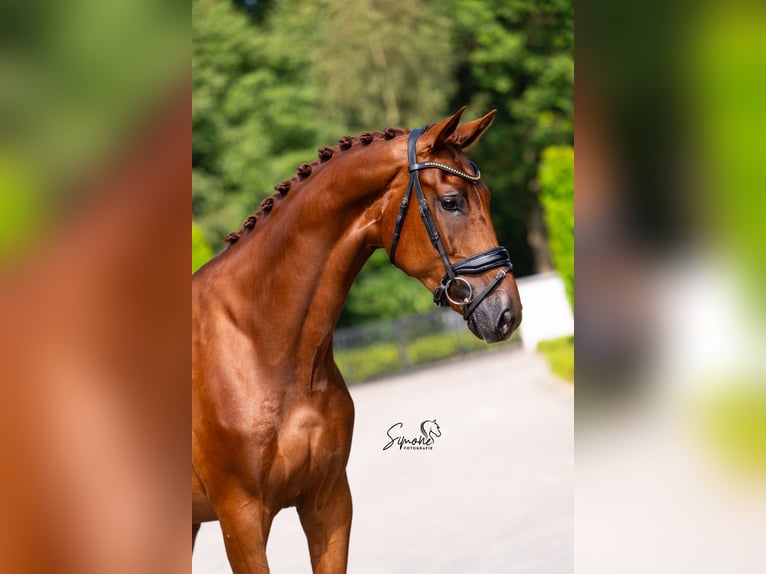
[[192, 0, 573, 326], [0, 0, 187, 267], [539, 146, 574, 308]]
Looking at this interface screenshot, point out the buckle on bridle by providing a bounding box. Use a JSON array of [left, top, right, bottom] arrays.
[[434, 264, 511, 318], [434, 276, 474, 307]]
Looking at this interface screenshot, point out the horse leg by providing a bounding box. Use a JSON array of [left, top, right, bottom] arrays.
[[297, 472, 353, 574], [216, 492, 274, 574], [192, 522, 200, 552]]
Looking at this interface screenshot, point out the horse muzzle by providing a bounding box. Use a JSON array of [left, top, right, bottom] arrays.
[[431, 246, 520, 343], [465, 287, 522, 343]]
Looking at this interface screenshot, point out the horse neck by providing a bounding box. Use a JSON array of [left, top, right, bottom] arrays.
[[206, 142, 402, 382]]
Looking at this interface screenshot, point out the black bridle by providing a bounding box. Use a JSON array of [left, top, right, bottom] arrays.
[[389, 126, 513, 319]]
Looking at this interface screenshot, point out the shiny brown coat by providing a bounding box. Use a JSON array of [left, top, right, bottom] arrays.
[[192, 109, 521, 573]]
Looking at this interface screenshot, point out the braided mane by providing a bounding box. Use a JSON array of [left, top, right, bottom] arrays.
[[224, 127, 408, 245]]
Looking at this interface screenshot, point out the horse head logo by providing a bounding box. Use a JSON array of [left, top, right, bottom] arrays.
[[420, 419, 441, 444]]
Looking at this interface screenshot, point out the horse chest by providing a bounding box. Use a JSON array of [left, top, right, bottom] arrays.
[[271, 397, 353, 492]]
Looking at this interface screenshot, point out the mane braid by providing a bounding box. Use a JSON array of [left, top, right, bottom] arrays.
[[223, 127, 409, 245]]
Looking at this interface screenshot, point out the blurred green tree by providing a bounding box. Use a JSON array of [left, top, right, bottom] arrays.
[[267, 0, 454, 131], [193, 0, 329, 244], [193, 0, 455, 246], [339, 251, 435, 327], [449, 0, 574, 276]]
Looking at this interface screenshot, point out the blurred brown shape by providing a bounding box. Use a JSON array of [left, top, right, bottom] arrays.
[[574, 75, 656, 404], [0, 77, 189, 573]]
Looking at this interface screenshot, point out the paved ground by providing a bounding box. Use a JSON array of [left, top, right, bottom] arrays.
[[193, 348, 573, 573]]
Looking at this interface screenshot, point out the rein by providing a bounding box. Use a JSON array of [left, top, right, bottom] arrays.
[[389, 126, 513, 319]]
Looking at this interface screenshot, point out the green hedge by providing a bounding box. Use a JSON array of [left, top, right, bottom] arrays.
[[696, 381, 766, 477], [334, 328, 520, 383], [538, 146, 574, 308], [192, 222, 213, 274], [537, 335, 574, 383], [334, 342, 402, 382], [407, 331, 489, 366]]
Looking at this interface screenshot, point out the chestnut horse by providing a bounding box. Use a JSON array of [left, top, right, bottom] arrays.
[[192, 108, 522, 573]]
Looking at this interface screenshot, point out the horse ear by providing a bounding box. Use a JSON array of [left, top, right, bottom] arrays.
[[447, 109, 496, 150], [427, 106, 466, 152]]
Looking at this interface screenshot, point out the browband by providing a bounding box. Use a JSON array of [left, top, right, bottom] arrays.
[[409, 160, 482, 182]]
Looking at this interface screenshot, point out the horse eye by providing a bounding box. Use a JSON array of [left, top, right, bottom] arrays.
[[440, 197, 459, 212]]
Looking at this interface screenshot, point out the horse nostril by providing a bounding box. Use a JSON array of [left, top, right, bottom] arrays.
[[497, 309, 513, 337]]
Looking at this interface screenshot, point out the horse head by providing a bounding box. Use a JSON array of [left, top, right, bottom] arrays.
[[421, 419, 441, 440], [381, 108, 522, 343]]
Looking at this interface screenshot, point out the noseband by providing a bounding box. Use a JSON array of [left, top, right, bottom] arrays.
[[389, 126, 513, 319]]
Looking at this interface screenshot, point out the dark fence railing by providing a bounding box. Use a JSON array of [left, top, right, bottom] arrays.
[[333, 308, 520, 384]]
